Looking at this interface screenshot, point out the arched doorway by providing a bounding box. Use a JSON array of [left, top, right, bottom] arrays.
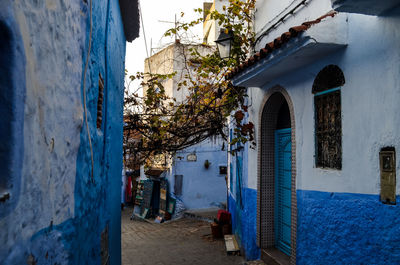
[[258, 88, 296, 264]]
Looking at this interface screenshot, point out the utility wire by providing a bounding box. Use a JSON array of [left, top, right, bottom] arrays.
[[254, 0, 310, 49], [139, 0, 152, 74], [82, 0, 95, 182]]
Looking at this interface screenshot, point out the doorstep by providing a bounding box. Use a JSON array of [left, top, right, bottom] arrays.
[[261, 248, 290, 265]]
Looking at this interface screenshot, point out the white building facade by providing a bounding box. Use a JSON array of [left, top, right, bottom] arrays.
[[227, 0, 400, 263]]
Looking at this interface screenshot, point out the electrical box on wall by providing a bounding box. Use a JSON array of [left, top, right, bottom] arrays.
[[379, 147, 396, 204]]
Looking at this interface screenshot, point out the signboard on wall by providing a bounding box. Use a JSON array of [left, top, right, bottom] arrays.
[[187, 154, 197, 162]]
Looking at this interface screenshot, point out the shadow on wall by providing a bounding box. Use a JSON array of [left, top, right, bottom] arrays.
[[0, 16, 26, 218]]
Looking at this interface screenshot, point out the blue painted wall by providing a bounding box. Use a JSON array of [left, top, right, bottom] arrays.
[[166, 138, 228, 209], [0, 1, 127, 264], [228, 137, 260, 260], [297, 190, 400, 265], [64, 0, 127, 262], [229, 188, 260, 260]]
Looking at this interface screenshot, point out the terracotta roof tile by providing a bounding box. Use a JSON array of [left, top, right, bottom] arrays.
[[265, 42, 274, 52], [259, 48, 268, 57], [289, 25, 308, 36], [281, 32, 292, 42], [274, 37, 283, 48], [228, 11, 337, 79]]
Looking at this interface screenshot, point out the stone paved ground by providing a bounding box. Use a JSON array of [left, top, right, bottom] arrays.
[[121, 207, 259, 265]]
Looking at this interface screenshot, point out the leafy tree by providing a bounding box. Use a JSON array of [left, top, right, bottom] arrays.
[[124, 0, 256, 168]]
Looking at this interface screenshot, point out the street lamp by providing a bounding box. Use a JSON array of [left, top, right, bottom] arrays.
[[215, 28, 234, 59]]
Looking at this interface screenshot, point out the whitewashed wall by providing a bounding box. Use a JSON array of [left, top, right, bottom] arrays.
[[245, 12, 400, 195], [254, 0, 332, 50]]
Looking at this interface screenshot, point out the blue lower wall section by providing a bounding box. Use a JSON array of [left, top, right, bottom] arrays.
[[229, 188, 260, 260], [297, 190, 400, 265]]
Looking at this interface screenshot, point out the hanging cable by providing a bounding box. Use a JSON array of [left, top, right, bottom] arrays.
[[82, 0, 95, 182], [139, 0, 152, 74], [254, 0, 310, 49]]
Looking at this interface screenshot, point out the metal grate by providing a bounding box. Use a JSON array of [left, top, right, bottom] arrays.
[[315, 90, 342, 169]]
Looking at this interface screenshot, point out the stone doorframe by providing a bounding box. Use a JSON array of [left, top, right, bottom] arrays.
[[257, 86, 297, 265]]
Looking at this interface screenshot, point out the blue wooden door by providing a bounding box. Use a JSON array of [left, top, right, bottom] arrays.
[[275, 128, 292, 256]]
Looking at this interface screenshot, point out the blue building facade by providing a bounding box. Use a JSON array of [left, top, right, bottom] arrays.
[[165, 137, 228, 210], [228, 0, 400, 264], [228, 127, 260, 260], [0, 0, 139, 264]]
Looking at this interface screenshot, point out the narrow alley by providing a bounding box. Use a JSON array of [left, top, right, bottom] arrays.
[[2, 0, 400, 264], [121, 208, 263, 265]]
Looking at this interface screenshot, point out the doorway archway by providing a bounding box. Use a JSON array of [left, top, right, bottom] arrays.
[[257, 87, 297, 264]]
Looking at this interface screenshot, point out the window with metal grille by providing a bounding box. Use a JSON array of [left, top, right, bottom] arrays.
[[313, 65, 345, 169]]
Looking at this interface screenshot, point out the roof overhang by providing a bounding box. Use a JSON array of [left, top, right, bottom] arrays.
[[119, 0, 140, 42], [331, 0, 400, 16], [232, 14, 348, 87], [145, 168, 166, 177]]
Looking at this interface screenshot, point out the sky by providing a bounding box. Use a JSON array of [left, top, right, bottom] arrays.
[[125, 0, 207, 93]]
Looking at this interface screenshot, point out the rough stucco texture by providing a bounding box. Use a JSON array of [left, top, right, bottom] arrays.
[[1, 0, 126, 264], [1, 1, 85, 262], [297, 190, 400, 265], [229, 188, 260, 260]]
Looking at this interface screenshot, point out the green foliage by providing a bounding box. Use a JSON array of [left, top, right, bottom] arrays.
[[124, 0, 256, 167]]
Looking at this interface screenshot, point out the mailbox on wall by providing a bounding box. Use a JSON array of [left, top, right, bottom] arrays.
[[379, 147, 396, 204]]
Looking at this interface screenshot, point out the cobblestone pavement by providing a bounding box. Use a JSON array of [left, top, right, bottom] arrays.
[[121, 207, 250, 265]]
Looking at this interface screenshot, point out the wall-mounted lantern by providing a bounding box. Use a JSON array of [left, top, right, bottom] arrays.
[[215, 28, 234, 59], [204, 160, 211, 169]]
